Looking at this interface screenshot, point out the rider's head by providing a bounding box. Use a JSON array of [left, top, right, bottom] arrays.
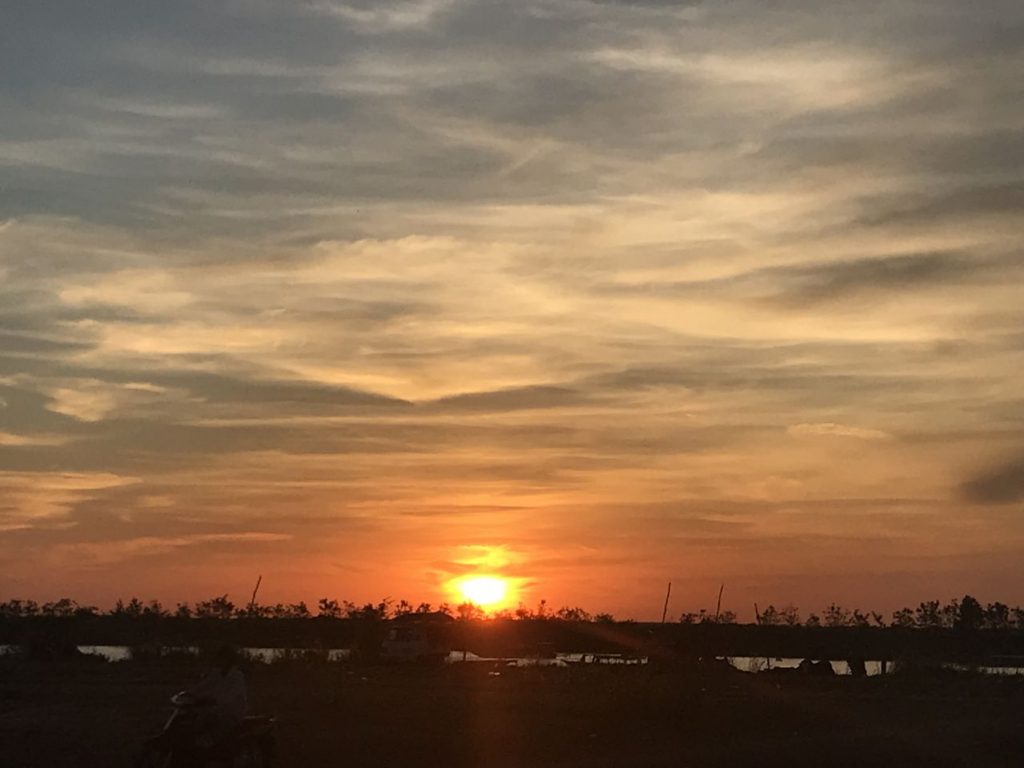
[[213, 644, 240, 674]]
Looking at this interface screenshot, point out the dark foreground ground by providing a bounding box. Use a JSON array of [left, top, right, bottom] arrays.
[[1, 655, 1022, 767]]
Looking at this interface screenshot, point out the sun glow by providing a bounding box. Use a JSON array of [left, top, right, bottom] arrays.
[[456, 575, 508, 607]]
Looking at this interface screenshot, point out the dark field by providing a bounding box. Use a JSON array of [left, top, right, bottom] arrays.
[[1, 656, 1022, 767]]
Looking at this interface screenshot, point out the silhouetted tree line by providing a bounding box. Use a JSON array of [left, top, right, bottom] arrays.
[[678, 595, 1022, 631], [3, 593, 1022, 631], [0, 596, 615, 623]]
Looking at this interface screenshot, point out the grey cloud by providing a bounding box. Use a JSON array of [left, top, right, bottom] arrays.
[[857, 183, 1024, 229], [0, 300, 161, 331], [0, 331, 91, 355], [600, 251, 1023, 308], [399, 503, 530, 518], [767, 252, 1015, 306], [426, 385, 588, 412], [151, 371, 410, 408], [0, 410, 585, 477], [748, 129, 1024, 180], [586, 0, 699, 7], [584, 357, 918, 398], [3, 0, 1021, 242], [961, 456, 1024, 505], [0, 383, 79, 433]]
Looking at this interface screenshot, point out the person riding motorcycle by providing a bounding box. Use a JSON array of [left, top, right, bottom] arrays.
[[138, 645, 275, 767], [185, 645, 248, 748], [160, 647, 248, 753]]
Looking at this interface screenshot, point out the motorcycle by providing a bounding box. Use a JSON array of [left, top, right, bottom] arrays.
[[137, 691, 276, 767]]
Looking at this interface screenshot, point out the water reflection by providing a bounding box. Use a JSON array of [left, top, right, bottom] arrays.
[[2, 644, 1020, 675]]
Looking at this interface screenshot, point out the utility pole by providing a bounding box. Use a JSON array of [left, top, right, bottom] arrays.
[[247, 575, 262, 616]]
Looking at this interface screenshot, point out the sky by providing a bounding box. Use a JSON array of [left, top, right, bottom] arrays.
[[1, 0, 1022, 619]]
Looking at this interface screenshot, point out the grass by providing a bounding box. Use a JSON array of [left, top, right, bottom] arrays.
[[0, 655, 1021, 767]]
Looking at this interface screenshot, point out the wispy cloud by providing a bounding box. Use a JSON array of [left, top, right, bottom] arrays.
[[1, 0, 1022, 613], [787, 423, 892, 441]]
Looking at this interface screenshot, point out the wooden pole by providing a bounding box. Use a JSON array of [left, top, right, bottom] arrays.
[[661, 581, 672, 623], [715, 584, 725, 620], [247, 575, 262, 616]]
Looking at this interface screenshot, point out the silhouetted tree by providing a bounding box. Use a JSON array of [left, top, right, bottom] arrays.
[[1012, 607, 1024, 630], [915, 601, 936, 627], [758, 604, 799, 625], [892, 608, 915, 627], [850, 609, 871, 628], [681, 608, 736, 624], [262, 604, 283, 619], [346, 600, 391, 620], [760, 605, 797, 626], [555, 606, 592, 622], [823, 604, 852, 627], [194, 595, 235, 619], [984, 602, 1010, 630], [317, 598, 342, 618], [940, 598, 960, 629], [955, 595, 984, 632], [112, 597, 145, 618], [142, 600, 167, 618], [41, 598, 78, 617], [759, 605, 779, 625], [456, 602, 485, 621]]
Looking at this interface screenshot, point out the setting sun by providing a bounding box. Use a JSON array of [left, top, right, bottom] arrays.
[[456, 576, 508, 607]]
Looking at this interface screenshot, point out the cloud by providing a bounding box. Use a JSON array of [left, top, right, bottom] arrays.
[[427, 385, 587, 412], [53, 532, 293, 566], [308, 0, 460, 33], [0, 331, 91, 355], [598, 250, 1023, 310], [857, 183, 1024, 230], [767, 252, 1000, 306], [1, 0, 1022, 610], [0, 470, 139, 530], [0, 432, 71, 447], [787, 423, 891, 441], [961, 456, 1024, 505]]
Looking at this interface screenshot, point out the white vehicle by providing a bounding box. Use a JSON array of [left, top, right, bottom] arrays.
[[381, 613, 454, 663]]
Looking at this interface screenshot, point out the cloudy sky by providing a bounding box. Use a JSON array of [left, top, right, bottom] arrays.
[[1, 0, 1022, 617]]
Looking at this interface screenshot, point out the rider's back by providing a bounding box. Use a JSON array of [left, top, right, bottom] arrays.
[[191, 665, 247, 729]]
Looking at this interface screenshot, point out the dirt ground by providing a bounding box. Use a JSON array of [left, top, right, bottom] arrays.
[[1, 655, 1022, 767]]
